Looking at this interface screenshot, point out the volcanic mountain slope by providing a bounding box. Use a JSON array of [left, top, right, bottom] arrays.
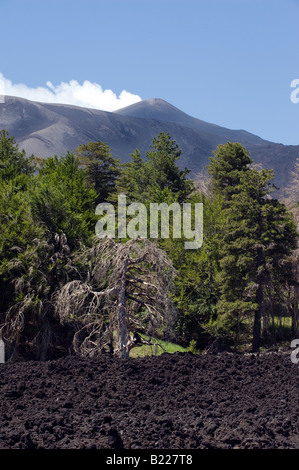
[[0, 95, 298, 191]]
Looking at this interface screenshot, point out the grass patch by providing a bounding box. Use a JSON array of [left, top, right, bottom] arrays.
[[261, 315, 293, 348], [130, 335, 187, 358]]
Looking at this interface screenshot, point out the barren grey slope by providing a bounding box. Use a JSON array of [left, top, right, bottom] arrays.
[[0, 96, 298, 191]]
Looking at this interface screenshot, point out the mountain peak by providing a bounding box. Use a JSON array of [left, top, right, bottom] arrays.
[[114, 97, 196, 126], [142, 98, 170, 105]]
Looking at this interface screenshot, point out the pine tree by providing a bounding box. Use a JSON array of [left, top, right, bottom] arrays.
[[30, 152, 97, 249], [75, 140, 122, 203], [119, 132, 194, 204], [171, 191, 224, 349], [207, 141, 252, 200], [0, 129, 35, 181], [208, 142, 297, 351]]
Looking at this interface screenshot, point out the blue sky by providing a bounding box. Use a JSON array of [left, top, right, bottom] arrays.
[[0, 0, 299, 145]]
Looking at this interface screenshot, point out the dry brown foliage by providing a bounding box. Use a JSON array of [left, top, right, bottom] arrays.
[[54, 237, 178, 358]]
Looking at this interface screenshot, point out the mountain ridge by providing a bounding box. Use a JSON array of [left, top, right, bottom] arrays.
[[0, 95, 297, 192], [115, 98, 268, 143]]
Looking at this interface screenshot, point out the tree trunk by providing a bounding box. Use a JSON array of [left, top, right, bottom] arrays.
[[252, 247, 263, 353], [292, 283, 299, 338], [116, 258, 129, 359], [252, 299, 262, 353], [291, 259, 299, 338]]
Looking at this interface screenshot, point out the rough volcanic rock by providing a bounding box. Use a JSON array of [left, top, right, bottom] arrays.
[[0, 351, 298, 449]]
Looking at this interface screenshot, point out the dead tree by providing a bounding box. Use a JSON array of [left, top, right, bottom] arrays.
[[282, 163, 299, 337], [54, 237, 178, 359]]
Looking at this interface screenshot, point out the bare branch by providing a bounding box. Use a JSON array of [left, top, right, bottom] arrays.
[[53, 238, 178, 359]]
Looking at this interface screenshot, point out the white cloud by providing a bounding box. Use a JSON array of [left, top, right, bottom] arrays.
[[0, 73, 142, 111]]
